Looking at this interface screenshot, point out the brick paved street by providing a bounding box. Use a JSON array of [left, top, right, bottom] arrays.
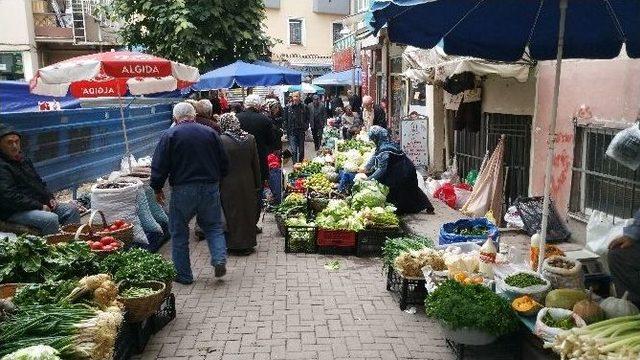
[[134, 211, 524, 360]]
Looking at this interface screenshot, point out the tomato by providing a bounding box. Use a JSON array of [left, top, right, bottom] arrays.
[[103, 245, 113, 252], [109, 224, 119, 231], [90, 242, 103, 250], [114, 219, 126, 227], [100, 236, 115, 245]]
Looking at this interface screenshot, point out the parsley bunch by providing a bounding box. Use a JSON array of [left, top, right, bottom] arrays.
[[99, 248, 176, 283], [425, 280, 518, 336]]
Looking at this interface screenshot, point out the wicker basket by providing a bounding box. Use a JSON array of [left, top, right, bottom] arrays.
[[47, 225, 124, 255], [118, 281, 166, 323], [61, 210, 109, 237], [164, 280, 173, 298], [0, 283, 21, 299]]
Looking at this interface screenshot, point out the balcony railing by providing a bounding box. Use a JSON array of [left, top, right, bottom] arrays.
[[333, 34, 355, 52], [33, 12, 73, 38]]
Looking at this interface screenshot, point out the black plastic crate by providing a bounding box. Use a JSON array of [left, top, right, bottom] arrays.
[[317, 245, 356, 255], [356, 227, 404, 257], [515, 197, 571, 242], [284, 225, 317, 253], [113, 317, 136, 360], [151, 293, 176, 332], [386, 267, 427, 310]]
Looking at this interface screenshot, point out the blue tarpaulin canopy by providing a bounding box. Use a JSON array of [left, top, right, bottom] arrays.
[[253, 60, 304, 77], [370, 0, 640, 62], [0, 81, 80, 113], [312, 68, 362, 86], [369, 0, 640, 272], [192, 60, 302, 90]]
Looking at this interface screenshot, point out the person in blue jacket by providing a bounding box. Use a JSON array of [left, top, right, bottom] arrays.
[[151, 102, 229, 285], [609, 214, 640, 305], [362, 126, 433, 215]]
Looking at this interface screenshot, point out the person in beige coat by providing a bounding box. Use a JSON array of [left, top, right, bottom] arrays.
[[218, 113, 261, 255]]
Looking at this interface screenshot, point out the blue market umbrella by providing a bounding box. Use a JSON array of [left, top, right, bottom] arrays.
[[370, 0, 640, 271], [193, 60, 302, 90], [253, 60, 304, 77]]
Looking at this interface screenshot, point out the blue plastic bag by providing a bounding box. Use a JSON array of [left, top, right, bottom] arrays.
[[439, 218, 500, 248], [338, 170, 356, 193]]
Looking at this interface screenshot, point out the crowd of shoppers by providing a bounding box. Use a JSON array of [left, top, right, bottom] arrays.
[[149, 88, 387, 284]]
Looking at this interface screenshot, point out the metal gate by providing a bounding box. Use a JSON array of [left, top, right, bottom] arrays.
[[453, 112, 532, 207]]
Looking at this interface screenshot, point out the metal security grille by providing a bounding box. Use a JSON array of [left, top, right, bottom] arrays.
[[570, 126, 640, 219], [453, 112, 532, 206]]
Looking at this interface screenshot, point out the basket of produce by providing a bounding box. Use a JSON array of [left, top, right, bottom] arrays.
[[542, 256, 584, 290], [284, 215, 316, 253], [438, 217, 499, 248], [535, 307, 586, 344], [386, 267, 427, 310], [61, 210, 109, 236], [100, 248, 176, 298], [511, 295, 543, 317], [96, 218, 134, 246], [59, 225, 124, 254], [394, 248, 445, 278], [426, 280, 518, 345], [499, 270, 551, 302], [118, 280, 166, 323]]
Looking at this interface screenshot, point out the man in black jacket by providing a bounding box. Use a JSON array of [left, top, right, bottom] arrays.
[[151, 102, 229, 284], [284, 92, 309, 162], [308, 95, 328, 151], [347, 89, 362, 114], [0, 124, 80, 235], [237, 94, 274, 230]]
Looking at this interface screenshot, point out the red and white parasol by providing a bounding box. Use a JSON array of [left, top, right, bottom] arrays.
[[30, 51, 199, 97], [29, 51, 199, 164]]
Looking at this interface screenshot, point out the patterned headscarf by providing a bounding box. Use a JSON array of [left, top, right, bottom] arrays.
[[219, 112, 248, 142], [368, 125, 389, 147]]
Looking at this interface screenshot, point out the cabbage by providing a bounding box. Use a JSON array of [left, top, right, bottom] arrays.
[[315, 199, 363, 231], [1, 346, 61, 360], [357, 205, 399, 228], [350, 180, 390, 210]]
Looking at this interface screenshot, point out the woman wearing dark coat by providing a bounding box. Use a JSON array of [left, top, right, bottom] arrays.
[[363, 126, 434, 215], [219, 113, 261, 255]]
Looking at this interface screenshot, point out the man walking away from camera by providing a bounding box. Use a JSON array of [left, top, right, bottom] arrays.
[[151, 102, 229, 285]]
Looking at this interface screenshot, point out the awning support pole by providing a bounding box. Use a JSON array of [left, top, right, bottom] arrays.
[[537, 0, 568, 272]]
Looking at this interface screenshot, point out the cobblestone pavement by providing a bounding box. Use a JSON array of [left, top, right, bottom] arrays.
[[134, 212, 523, 360]]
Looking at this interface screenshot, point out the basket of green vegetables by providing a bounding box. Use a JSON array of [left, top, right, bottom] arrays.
[[117, 281, 166, 323]]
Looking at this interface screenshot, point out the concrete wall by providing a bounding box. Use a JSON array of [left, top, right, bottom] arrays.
[[0, 0, 38, 79], [264, 0, 345, 58], [482, 73, 536, 116], [531, 56, 640, 219]]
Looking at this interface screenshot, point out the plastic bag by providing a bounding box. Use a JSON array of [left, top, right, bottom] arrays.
[[606, 123, 640, 170], [439, 218, 500, 246], [535, 308, 586, 344], [498, 270, 551, 302], [120, 154, 139, 174], [426, 178, 450, 197], [465, 169, 479, 186], [434, 183, 457, 208], [585, 210, 633, 255], [542, 256, 584, 290], [143, 185, 169, 228], [504, 206, 524, 229], [91, 179, 148, 244], [454, 187, 472, 209]]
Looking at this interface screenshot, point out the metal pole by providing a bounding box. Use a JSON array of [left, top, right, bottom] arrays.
[[537, 0, 568, 272], [118, 94, 132, 172]]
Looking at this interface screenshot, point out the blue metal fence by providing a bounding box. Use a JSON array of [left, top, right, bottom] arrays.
[[0, 104, 172, 192]]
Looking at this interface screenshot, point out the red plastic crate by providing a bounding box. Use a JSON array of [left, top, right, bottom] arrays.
[[317, 229, 356, 247]]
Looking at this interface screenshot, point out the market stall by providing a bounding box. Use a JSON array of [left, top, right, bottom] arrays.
[[0, 228, 177, 359], [274, 132, 403, 257]]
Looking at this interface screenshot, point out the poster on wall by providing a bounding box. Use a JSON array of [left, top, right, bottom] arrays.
[[401, 115, 429, 168]]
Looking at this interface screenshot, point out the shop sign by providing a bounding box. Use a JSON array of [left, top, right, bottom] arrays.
[[333, 49, 353, 72]]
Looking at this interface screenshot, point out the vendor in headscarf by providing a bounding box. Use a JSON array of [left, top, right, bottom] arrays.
[[218, 113, 261, 255], [361, 126, 434, 215]]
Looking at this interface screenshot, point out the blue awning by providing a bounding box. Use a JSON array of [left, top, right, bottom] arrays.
[[312, 68, 362, 86], [193, 60, 302, 90], [370, 0, 640, 61]]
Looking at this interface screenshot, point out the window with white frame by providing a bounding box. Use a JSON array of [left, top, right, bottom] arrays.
[[570, 125, 640, 219], [355, 0, 371, 13], [288, 18, 303, 45], [332, 22, 344, 44]]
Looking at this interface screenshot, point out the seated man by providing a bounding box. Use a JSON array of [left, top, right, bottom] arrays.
[[0, 124, 80, 235]]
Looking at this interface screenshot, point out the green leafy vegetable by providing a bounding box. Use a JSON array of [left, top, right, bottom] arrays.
[[425, 280, 518, 336], [0, 345, 61, 360], [357, 206, 399, 228], [542, 312, 576, 330], [12, 280, 78, 306], [285, 216, 316, 253], [315, 200, 363, 231], [505, 273, 546, 288], [382, 236, 433, 270], [99, 248, 176, 283]]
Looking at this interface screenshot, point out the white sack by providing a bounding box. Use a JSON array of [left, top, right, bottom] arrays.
[[91, 178, 148, 244]]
